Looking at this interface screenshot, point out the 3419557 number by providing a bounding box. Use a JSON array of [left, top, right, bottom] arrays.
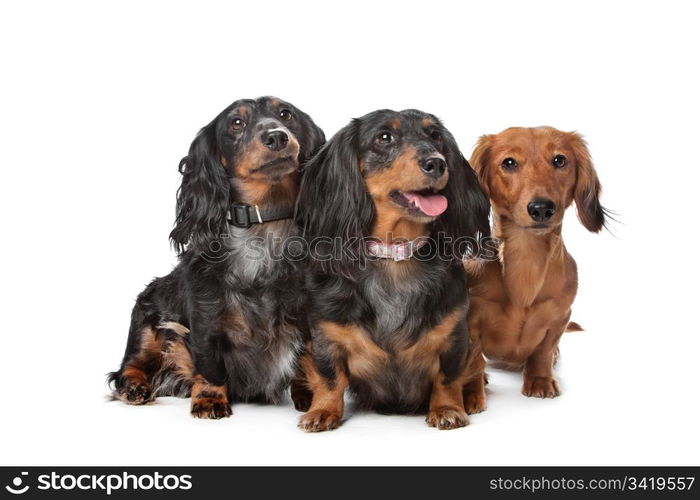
[[627, 476, 695, 491]]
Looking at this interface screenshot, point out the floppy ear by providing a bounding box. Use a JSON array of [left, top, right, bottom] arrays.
[[468, 134, 493, 197], [169, 123, 230, 254], [297, 111, 327, 163], [569, 132, 608, 232], [434, 132, 491, 255], [295, 121, 373, 276]]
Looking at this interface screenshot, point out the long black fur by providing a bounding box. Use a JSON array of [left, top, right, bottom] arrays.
[[295, 109, 490, 413], [109, 96, 325, 410]]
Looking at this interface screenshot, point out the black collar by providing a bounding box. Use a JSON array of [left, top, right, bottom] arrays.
[[226, 203, 294, 228]]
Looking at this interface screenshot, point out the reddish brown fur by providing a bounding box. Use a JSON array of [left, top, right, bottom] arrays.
[[463, 126, 604, 401], [427, 372, 468, 430]]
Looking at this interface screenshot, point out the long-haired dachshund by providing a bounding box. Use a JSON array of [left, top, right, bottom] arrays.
[[109, 96, 325, 418], [294, 109, 490, 431], [462, 126, 608, 410]]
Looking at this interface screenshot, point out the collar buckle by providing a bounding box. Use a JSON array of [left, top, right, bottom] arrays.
[[228, 204, 257, 228]]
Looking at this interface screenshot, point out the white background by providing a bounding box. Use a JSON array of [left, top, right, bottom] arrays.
[[1, 0, 698, 466]]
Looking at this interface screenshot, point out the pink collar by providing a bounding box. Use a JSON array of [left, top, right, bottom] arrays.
[[366, 237, 428, 262]]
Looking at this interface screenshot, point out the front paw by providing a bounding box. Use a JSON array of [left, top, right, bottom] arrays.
[[522, 375, 561, 398], [426, 406, 469, 430], [191, 395, 232, 419], [298, 409, 341, 432], [118, 381, 152, 405]]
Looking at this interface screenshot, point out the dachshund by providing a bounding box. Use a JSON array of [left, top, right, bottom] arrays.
[[462, 126, 608, 411], [294, 109, 490, 431], [108, 96, 325, 418]]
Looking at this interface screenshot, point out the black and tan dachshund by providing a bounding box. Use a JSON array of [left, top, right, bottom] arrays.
[[109, 96, 325, 418], [294, 109, 490, 431]]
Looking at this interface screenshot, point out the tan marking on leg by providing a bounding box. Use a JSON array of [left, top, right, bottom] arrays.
[[398, 308, 464, 375], [426, 372, 469, 430], [118, 327, 163, 405], [319, 321, 389, 379], [298, 352, 346, 432], [161, 339, 195, 381], [290, 344, 313, 412], [190, 375, 231, 419]]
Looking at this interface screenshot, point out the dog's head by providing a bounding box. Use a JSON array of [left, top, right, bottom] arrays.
[[470, 126, 607, 233], [296, 109, 490, 273], [170, 96, 325, 253]]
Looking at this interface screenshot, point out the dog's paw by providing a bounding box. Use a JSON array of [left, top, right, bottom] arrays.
[[191, 395, 232, 419], [118, 381, 152, 405], [522, 375, 561, 398], [298, 409, 341, 432], [426, 406, 469, 430], [464, 389, 487, 415]]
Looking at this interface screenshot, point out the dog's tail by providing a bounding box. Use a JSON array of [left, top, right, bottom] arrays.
[[566, 321, 584, 332]]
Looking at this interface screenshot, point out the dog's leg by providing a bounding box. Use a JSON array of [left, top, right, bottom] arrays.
[[462, 359, 487, 415], [462, 324, 487, 414], [290, 378, 313, 412], [290, 343, 314, 412], [427, 312, 470, 429], [113, 325, 163, 405], [522, 319, 568, 398], [188, 327, 232, 419], [297, 349, 346, 432], [427, 371, 469, 430]]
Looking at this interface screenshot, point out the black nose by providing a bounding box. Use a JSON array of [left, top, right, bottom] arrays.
[[420, 157, 447, 179], [262, 130, 289, 151], [527, 199, 556, 222]]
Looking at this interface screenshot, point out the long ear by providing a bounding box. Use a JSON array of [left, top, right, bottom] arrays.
[[569, 132, 608, 232], [434, 132, 491, 257], [297, 111, 327, 163], [295, 121, 373, 276], [468, 134, 493, 196], [170, 123, 230, 254]]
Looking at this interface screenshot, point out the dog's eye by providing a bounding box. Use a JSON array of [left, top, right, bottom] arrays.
[[230, 117, 246, 131], [501, 157, 518, 171], [279, 109, 293, 121], [376, 132, 394, 145], [553, 154, 568, 168], [429, 130, 442, 142]]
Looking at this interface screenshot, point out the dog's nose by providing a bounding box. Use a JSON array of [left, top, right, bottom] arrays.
[[527, 199, 556, 222], [262, 129, 289, 151], [420, 156, 447, 179]]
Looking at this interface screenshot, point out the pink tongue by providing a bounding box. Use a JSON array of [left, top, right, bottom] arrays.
[[403, 191, 448, 216]]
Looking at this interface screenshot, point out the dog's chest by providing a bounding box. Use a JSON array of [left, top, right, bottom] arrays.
[[362, 267, 434, 341], [471, 258, 578, 361], [219, 276, 305, 400]]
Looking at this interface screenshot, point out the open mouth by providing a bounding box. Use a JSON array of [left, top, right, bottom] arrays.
[[254, 156, 297, 172], [389, 188, 448, 217]]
